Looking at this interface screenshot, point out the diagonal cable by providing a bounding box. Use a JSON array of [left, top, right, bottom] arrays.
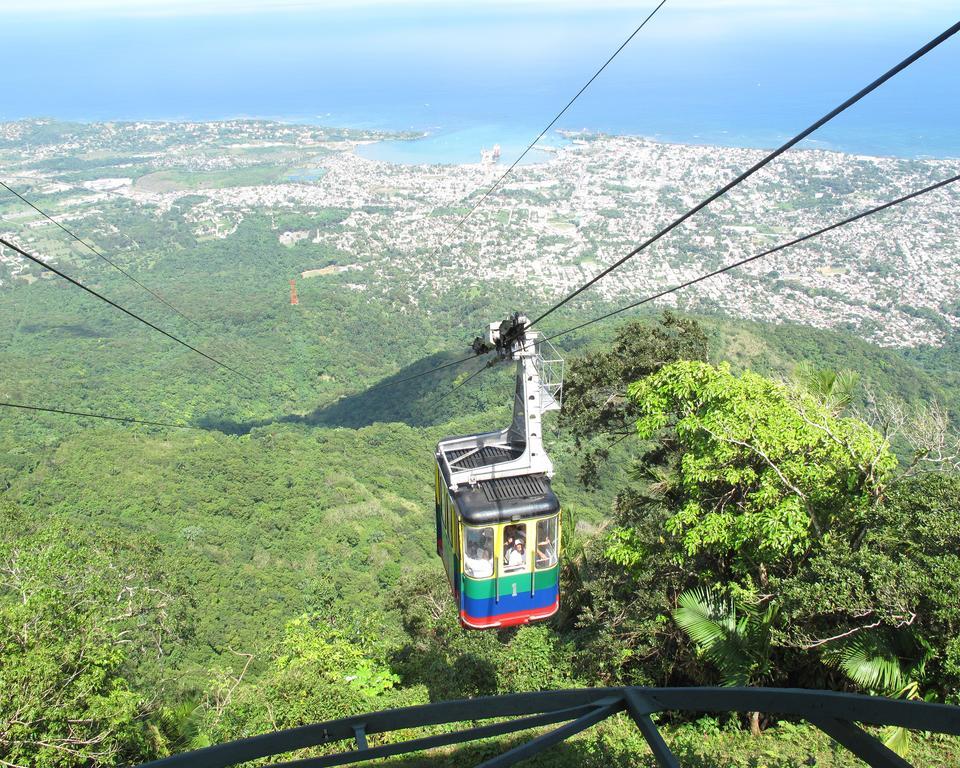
[[527, 19, 960, 329], [365, 351, 491, 394], [0, 400, 198, 429], [0, 236, 256, 385], [0, 179, 199, 326], [429, 0, 668, 259], [0, 178, 297, 396], [433, 358, 499, 407], [360, 7, 667, 403], [543, 173, 960, 342]]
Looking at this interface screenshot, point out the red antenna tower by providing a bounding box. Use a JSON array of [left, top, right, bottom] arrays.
[[289, 279, 299, 306]]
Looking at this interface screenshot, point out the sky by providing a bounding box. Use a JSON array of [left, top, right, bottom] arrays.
[[1, 0, 956, 22]]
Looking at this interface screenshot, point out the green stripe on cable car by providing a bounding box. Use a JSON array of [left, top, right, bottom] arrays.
[[462, 565, 559, 599]]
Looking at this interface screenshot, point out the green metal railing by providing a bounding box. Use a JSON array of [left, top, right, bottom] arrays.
[[139, 687, 960, 768]]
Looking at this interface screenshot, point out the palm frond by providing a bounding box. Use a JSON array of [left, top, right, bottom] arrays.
[[673, 588, 730, 648], [883, 725, 911, 758], [834, 634, 908, 693], [673, 587, 756, 687], [793, 363, 859, 414]]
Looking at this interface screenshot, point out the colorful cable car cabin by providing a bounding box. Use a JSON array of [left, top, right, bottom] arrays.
[[435, 315, 564, 629]]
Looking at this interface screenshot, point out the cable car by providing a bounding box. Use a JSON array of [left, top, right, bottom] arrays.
[[435, 314, 564, 629]]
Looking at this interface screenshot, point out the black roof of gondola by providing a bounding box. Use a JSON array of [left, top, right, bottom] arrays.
[[451, 474, 559, 525], [442, 444, 523, 470], [437, 435, 559, 524], [437, 446, 559, 524]]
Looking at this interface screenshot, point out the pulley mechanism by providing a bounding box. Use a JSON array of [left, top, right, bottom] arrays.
[[471, 312, 528, 359]]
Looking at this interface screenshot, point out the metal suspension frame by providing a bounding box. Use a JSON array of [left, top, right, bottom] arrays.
[[139, 687, 960, 768], [438, 314, 563, 491]]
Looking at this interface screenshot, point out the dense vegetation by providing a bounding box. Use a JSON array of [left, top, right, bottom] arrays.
[[2, 179, 959, 764], [3, 308, 959, 765]]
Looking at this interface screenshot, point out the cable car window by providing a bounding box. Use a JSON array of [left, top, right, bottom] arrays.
[[463, 526, 494, 578], [502, 523, 528, 572], [449, 506, 456, 557], [535, 516, 558, 569]]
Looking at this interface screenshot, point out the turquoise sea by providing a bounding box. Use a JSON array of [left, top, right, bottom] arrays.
[[354, 124, 566, 165]]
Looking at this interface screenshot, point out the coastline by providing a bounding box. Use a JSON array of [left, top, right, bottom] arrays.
[[3, 115, 958, 165]]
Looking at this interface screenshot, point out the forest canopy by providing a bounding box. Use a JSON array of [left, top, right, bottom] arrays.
[[2, 309, 959, 767]]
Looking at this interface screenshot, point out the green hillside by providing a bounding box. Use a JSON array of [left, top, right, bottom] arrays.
[[3, 279, 960, 765]]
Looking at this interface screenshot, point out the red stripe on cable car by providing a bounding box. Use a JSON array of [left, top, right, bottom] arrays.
[[459, 599, 559, 629]]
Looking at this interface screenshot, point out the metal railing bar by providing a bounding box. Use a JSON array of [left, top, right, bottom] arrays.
[[136, 687, 960, 768], [808, 716, 912, 768], [624, 690, 680, 768], [266, 702, 609, 768], [474, 697, 625, 768], [642, 688, 960, 735], [634, 715, 682, 768]]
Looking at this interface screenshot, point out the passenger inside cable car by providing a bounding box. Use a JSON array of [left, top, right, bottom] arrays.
[[505, 539, 525, 572], [535, 517, 558, 568], [502, 523, 527, 572], [463, 526, 494, 578]]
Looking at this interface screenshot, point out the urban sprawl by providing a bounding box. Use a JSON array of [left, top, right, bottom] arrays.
[[1, 119, 957, 347]]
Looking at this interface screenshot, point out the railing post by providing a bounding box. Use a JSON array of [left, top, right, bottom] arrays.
[[808, 716, 912, 768], [624, 689, 681, 768], [352, 723, 368, 751]]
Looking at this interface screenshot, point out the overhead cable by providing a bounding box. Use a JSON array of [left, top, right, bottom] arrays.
[[544, 173, 960, 342], [0, 236, 256, 385], [527, 19, 960, 329], [0, 179, 199, 327], [430, 0, 668, 258], [365, 351, 492, 394], [374, 5, 668, 402], [0, 179, 291, 394], [434, 358, 498, 406], [0, 400, 197, 429]]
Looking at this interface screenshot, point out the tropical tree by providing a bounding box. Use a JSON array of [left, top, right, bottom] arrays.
[[573, 358, 906, 689], [556, 506, 588, 628], [561, 312, 708, 486], [195, 609, 426, 750], [389, 569, 506, 700], [672, 587, 777, 735], [628, 360, 896, 582], [776, 472, 960, 696], [573, 487, 692, 687], [0, 523, 188, 767]]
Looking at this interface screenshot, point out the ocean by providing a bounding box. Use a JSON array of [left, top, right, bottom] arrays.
[[2, 5, 958, 162]]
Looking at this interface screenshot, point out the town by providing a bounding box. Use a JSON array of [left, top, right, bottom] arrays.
[[1, 118, 957, 347]]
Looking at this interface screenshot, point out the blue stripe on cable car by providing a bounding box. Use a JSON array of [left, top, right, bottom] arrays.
[[463, 583, 558, 619]]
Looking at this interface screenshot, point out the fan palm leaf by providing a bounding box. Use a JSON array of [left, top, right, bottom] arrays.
[[793, 363, 859, 414], [833, 635, 908, 692], [825, 630, 934, 759], [882, 725, 911, 758], [673, 587, 763, 687]]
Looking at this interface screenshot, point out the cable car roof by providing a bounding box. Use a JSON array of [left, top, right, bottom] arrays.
[[443, 444, 524, 470], [449, 473, 559, 525]]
